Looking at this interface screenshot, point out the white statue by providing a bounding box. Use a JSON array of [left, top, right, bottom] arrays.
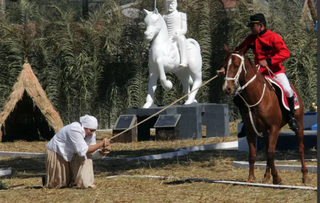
[[142, 1, 203, 108], [163, 0, 188, 68]]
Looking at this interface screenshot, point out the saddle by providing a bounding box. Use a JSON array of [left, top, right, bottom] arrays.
[[265, 76, 300, 111]]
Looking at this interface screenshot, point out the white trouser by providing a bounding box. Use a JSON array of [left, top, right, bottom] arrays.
[[173, 35, 187, 66], [272, 73, 293, 97]]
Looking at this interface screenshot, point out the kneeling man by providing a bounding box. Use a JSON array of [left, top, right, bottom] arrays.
[[45, 115, 111, 189]]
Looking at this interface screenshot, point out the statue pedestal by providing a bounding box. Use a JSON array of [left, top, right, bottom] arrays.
[[127, 103, 229, 141], [238, 112, 317, 151]]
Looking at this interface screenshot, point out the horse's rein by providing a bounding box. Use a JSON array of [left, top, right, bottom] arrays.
[[226, 54, 266, 137]]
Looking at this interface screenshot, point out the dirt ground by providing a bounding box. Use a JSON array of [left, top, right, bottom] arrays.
[[0, 121, 317, 202]]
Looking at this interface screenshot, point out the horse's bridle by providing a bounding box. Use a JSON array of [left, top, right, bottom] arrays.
[[225, 53, 258, 91], [225, 53, 266, 137]]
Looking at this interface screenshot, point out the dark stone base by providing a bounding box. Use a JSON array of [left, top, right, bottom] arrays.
[[257, 130, 317, 151], [127, 103, 229, 141], [237, 112, 317, 151]]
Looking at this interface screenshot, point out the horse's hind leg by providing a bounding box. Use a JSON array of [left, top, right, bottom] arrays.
[[246, 133, 257, 182], [175, 70, 190, 101], [262, 135, 271, 183], [267, 127, 282, 184], [296, 118, 311, 183], [184, 69, 202, 105]]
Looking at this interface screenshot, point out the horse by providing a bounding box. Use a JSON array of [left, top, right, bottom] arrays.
[[142, 9, 202, 108], [222, 45, 310, 184]]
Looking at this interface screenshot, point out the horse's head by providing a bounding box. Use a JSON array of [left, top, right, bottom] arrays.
[[143, 8, 162, 41], [222, 45, 247, 95]]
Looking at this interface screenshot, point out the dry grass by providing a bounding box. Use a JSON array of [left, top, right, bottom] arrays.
[[0, 127, 237, 154], [0, 149, 317, 203], [255, 160, 317, 166], [0, 121, 317, 202]]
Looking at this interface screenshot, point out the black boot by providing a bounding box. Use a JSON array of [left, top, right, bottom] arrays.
[[287, 96, 299, 132]]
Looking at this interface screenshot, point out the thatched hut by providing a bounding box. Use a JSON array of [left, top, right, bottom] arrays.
[[0, 62, 64, 142]]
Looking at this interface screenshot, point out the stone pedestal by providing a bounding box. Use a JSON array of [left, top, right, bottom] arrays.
[[127, 103, 229, 141], [237, 112, 317, 151]]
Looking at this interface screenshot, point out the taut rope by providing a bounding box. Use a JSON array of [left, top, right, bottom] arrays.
[[110, 70, 224, 140]]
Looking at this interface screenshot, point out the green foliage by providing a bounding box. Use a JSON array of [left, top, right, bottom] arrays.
[[0, 0, 316, 127], [0, 180, 8, 189]]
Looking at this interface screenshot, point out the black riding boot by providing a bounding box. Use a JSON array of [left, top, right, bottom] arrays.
[[287, 96, 299, 132]]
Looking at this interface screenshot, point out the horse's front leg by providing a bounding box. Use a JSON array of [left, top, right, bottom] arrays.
[[143, 65, 159, 108], [246, 131, 257, 182], [267, 127, 282, 184], [156, 57, 172, 91], [262, 134, 271, 183]]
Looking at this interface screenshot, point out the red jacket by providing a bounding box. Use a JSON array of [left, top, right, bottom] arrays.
[[236, 29, 290, 76]]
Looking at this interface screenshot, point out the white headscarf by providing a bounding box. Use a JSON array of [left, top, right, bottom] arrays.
[[80, 115, 98, 130]]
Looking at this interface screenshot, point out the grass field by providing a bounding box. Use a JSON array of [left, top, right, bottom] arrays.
[[0, 123, 317, 203]]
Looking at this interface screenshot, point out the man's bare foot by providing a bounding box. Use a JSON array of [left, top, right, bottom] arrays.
[[89, 184, 96, 189]]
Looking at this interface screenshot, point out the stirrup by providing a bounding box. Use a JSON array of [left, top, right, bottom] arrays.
[[289, 117, 299, 132]]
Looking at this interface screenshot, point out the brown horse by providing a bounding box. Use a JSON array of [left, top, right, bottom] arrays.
[[222, 45, 310, 184]]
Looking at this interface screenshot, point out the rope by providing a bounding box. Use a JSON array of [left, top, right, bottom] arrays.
[[110, 71, 224, 140]]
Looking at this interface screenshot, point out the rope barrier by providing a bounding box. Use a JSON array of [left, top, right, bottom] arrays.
[[109, 70, 224, 140]]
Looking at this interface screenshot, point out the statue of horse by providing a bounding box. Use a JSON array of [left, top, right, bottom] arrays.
[[142, 9, 202, 108], [222, 45, 310, 184]]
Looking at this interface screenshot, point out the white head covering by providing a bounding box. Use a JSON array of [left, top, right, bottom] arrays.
[[80, 115, 98, 130]]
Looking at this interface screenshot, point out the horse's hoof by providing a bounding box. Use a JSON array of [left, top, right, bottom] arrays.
[[142, 103, 152, 108], [184, 99, 197, 105], [273, 177, 282, 185], [302, 177, 311, 184], [262, 178, 270, 184], [184, 101, 192, 105], [162, 80, 173, 91], [246, 177, 256, 183]]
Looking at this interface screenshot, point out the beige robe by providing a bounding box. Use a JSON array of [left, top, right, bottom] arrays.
[[45, 149, 94, 189]]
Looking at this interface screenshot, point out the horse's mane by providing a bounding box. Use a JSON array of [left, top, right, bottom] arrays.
[[243, 55, 273, 91]]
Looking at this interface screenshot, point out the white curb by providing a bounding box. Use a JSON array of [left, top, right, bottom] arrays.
[[103, 149, 189, 161], [107, 175, 317, 190], [96, 129, 113, 133], [103, 141, 238, 161], [233, 160, 317, 173], [175, 141, 238, 152], [0, 168, 12, 177], [0, 151, 45, 158]]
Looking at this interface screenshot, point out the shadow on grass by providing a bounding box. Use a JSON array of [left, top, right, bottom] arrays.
[[0, 148, 317, 179], [107, 148, 174, 158], [0, 157, 45, 179], [93, 149, 317, 175]]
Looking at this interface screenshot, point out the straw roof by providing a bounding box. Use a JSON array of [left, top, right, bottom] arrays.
[[0, 62, 64, 141]]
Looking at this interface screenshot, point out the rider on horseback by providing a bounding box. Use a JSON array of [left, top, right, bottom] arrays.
[[235, 13, 299, 132], [163, 0, 188, 68]]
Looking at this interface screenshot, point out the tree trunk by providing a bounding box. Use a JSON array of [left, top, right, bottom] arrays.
[[82, 0, 89, 19], [307, 0, 317, 24]]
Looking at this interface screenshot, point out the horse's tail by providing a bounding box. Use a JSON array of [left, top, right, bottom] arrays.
[[187, 38, 201, 52]]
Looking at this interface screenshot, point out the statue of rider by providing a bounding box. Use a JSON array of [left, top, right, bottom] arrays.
[[163, 0, 188, 68]]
